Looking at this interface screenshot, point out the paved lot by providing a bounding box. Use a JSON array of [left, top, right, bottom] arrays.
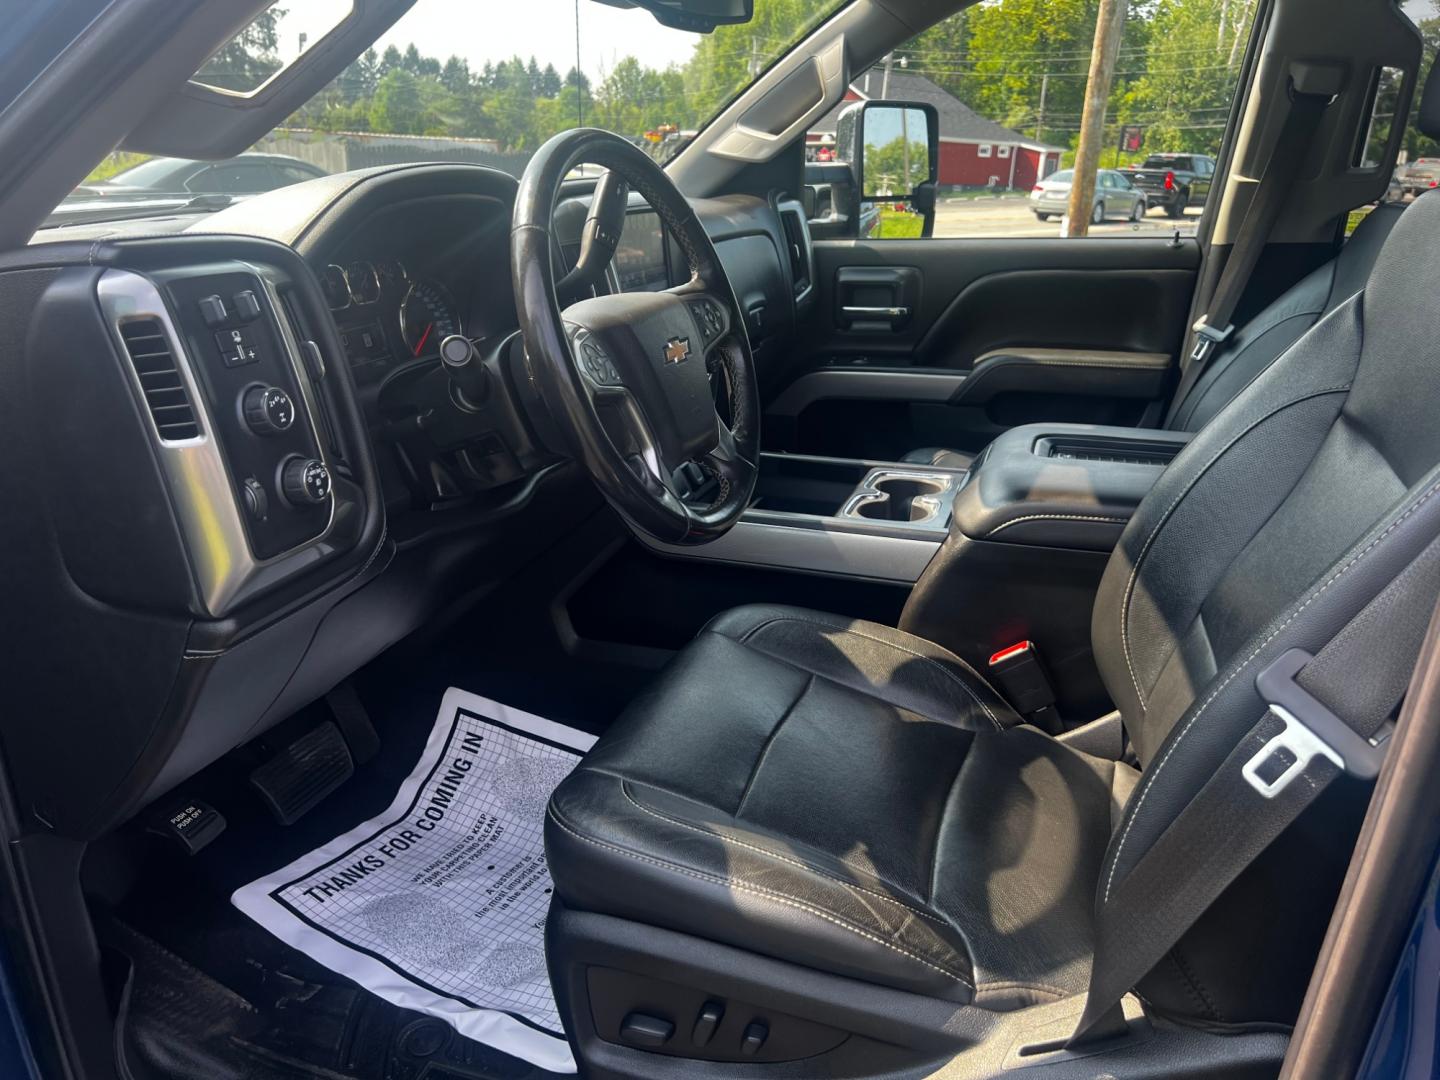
[[933, 195, 1203, 239]]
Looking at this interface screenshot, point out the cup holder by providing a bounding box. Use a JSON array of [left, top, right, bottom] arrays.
[[846, 474, 950, 523]]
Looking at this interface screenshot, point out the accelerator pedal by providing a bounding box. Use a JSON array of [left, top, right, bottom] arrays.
[[250, 720, 354, 826]]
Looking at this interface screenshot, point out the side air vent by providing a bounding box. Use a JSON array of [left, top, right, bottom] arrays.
[[119, 318, 201, 442], [778, 203, 813, 303]]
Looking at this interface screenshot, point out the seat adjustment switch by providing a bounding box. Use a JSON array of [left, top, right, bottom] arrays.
[[741, 1020, 768, 1056], [691, 1001, 723, 1047], [620, 1012, 673, 1048]]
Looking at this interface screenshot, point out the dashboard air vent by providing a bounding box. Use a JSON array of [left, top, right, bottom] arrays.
[[119, 319, 201, 442], [778, 205, 813, 302]]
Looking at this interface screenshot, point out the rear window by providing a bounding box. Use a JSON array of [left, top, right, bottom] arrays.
[[1140, 155, 1189, 169], [1047, 170, 1074, 182]]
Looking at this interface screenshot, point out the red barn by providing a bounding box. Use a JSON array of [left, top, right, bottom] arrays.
[[808, 71, 1063, 191]]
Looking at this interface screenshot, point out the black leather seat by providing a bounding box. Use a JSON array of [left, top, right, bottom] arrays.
[[548, 152, 1440, 1073], [903, 197, 1405, 472], [548, 606, 1132, 1009]]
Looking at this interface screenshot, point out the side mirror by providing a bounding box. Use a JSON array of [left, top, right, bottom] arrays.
[[835, 100, 940, 237], [591, 0, 753, 33]]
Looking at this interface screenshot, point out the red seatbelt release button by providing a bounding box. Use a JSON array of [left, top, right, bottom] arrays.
[[988, 641, 1060, 729]]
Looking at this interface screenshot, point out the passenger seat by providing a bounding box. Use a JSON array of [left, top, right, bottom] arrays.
[[904, 200, 1405, 470], [904, 58, 1439, 471]]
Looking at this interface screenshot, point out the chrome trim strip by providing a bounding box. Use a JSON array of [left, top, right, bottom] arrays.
[[766, 369, 966, 417], [637, 517, 940, 583]]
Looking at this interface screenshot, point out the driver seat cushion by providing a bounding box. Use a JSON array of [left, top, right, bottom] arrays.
[[545, 604, 1137, 1010]]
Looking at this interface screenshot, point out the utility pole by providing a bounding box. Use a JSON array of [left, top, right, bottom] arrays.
[[1035, 71, 1049, 142], [1065, 0, 1128, 237], [749, 35, 762, 78], [881, 51, 893, 97]]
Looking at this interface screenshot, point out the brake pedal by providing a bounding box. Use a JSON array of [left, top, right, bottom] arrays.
[[250, 720, 354, 826]]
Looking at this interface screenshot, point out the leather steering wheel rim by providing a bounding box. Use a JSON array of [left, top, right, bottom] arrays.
[[511, 128, 760, 545]]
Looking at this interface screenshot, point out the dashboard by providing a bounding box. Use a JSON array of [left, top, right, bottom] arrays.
[[1, 161, 811, 841]]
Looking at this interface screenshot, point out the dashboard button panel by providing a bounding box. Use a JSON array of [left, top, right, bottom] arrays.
[[166, 269, 332, 560]]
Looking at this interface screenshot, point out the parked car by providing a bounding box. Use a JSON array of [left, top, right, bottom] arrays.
[[1030, 167, 1147, 223], [1397, 156, 1440, 197], [1122, 152, 1216, 217], [67, 152, 326, 200]]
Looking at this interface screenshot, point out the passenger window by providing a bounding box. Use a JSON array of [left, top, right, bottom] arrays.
[[807, 0, 1260, 240], [1348, 54, 1440, 236]]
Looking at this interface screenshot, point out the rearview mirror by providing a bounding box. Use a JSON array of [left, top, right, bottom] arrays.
[[591, 0, 753, 33]]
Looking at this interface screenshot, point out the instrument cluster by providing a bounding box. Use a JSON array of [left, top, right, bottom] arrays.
[[321, 259, 462, 380]]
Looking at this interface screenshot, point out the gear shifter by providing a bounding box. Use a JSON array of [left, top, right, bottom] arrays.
[[439, 333, 491, 408]]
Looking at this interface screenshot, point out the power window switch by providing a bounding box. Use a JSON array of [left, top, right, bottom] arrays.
[[619, 1012, 673, 1048]]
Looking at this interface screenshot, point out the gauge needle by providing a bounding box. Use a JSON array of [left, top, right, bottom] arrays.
[[413, 323, 433, 356]]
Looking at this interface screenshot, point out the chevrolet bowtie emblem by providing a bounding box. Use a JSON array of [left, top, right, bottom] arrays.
[[663, 336, 692, 364]]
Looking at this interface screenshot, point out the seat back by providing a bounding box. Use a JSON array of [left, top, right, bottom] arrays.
[[1164, 199, 1404, 432], [1091, 188, 1440, 1021]]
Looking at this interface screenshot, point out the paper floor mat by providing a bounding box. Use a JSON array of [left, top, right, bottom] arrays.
[[233, 687, 596, 1073]]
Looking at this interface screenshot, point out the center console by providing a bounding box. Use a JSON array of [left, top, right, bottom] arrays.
[[638, 452, 969, 583]]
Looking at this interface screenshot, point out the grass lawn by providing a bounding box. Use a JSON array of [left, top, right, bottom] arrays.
[[84, 152, 151, 183], [874, 206, 924, 238]]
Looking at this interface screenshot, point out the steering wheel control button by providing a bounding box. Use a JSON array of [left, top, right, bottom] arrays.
[[578, 340, 622, 386], [198, 294, 228, 328], [619, 1013, 673, 1049], [280, 457, 332, 507], [691, 298, 725, 342], [233, 289, 262, 322], [215, 327, 259, 367], [241, 477, 269, 521], [691, 1001, 724, 1048], [242, 385, 295, 435], [740, 1020, 769, 1057]]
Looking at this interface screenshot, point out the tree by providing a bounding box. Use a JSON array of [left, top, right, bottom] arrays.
[[193, 7, 285, 92], [541, 64, 564, 98], [441, 56, 472, 96], [369, 69, 429, 134]]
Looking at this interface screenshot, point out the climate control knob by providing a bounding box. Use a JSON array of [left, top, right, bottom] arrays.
[[242, 385, 295, 435], [280, 457, 331, 506]]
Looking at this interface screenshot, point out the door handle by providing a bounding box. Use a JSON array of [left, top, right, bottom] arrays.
[[841, 306, 910, 319]]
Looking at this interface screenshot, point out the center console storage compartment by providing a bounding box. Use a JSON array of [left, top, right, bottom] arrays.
[[900, 422, 1192, 720], [953, 422, 1192, 551]]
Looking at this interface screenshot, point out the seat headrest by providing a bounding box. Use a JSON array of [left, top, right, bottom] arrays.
[[1420, 55, 1440, 141]]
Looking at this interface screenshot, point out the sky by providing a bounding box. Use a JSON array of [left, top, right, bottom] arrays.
[[275, 0, 708, 86]]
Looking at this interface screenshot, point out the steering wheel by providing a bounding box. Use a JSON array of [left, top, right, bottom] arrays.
[[511, 129, 760, 545]]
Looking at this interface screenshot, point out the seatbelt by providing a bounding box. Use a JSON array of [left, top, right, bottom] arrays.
[[1071, 535, 1440, 1043], [1168, 85, 1332, 428]]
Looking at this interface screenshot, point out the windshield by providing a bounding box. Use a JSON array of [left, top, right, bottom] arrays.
[[65, 0, 839, 220]]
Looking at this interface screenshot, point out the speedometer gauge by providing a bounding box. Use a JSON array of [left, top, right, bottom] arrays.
[[399, 280, 459, 358]]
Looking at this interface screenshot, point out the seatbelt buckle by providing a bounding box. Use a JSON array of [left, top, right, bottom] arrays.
[[1243, 648, 1394, 797], [1189, 317, 1234, 365], [989, 641, 1061, 732]]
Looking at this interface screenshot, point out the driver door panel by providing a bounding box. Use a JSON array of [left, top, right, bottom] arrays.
[[767, 236, 1200, 460]]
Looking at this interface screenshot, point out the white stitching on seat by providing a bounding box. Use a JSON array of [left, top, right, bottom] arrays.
[[1104, 471, 1440, 904], [985, 513, 1130, 536], [620, 783, 949, 925], [1118, 384, 1352, 710], [547, 806, 973, 986], [736, 614, 1008, 731]]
